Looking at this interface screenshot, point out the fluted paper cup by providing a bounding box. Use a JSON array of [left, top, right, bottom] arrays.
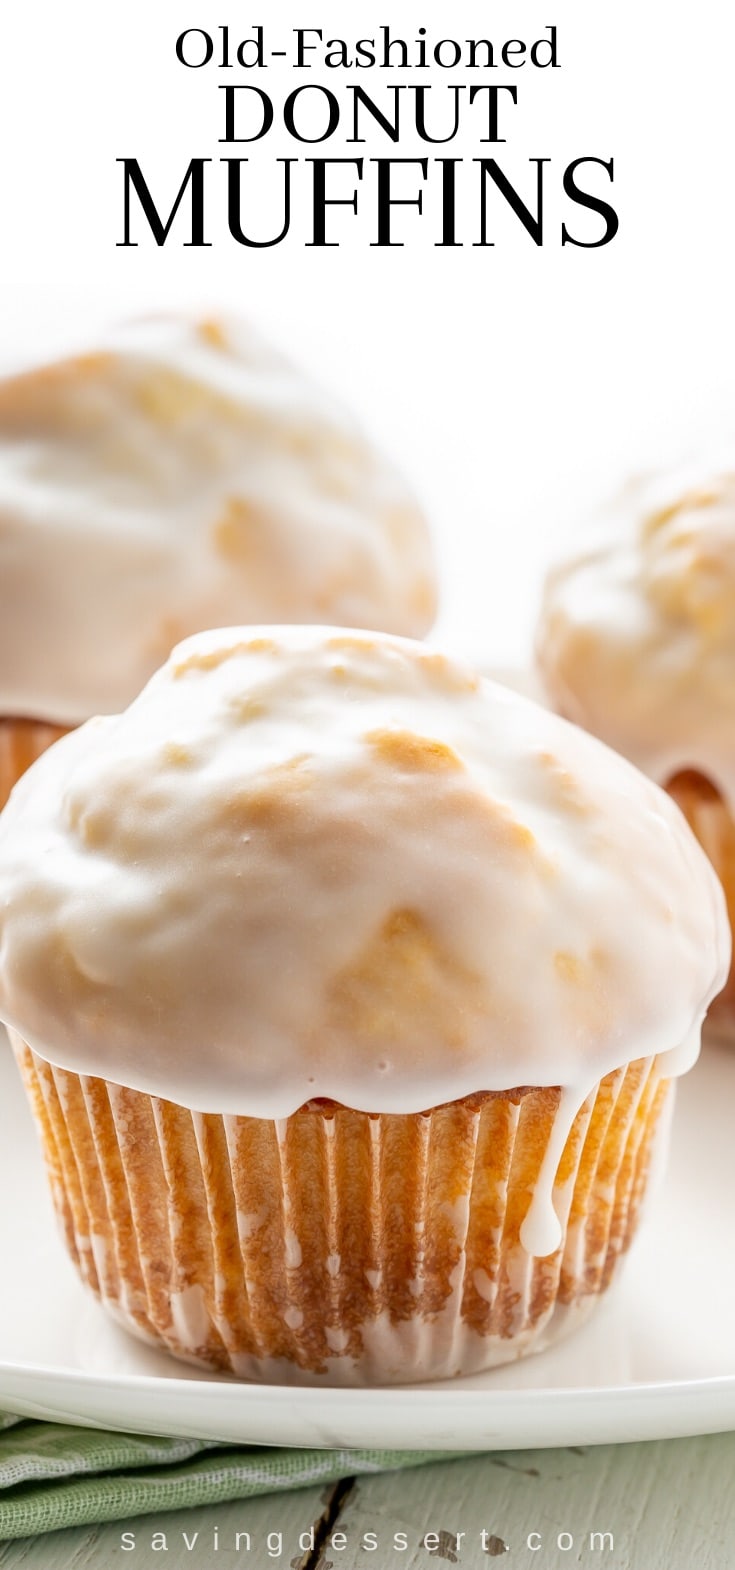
[[0, 719, 70, 811], [13, 1039, 671, 1384]]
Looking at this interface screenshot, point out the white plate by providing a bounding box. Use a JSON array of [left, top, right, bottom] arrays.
[[1, 1034, 734, 1451]]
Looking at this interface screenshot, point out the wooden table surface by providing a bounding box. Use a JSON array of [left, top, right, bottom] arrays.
[[0, 1433, 733, 1568]]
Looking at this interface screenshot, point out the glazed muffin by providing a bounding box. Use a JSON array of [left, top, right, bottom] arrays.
[[0, 628, 726, 1383], [536, 460, 735, 1020], [0, 315, 435, 807]]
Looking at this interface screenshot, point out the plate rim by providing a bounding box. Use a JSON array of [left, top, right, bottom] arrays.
[[3, 1358, 735, 1454], [3, 1358, 735, 1404]]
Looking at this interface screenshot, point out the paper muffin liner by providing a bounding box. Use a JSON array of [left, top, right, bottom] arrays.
[[0, 718, 70, 812], [12, 1037, 672, 1384], [667, 770, 735, 1028]]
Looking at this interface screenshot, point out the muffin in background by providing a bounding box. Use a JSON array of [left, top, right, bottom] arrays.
[[0, 315, 435, 807], [0, 627, 727, 1384], [536, 460, 735, 1021]]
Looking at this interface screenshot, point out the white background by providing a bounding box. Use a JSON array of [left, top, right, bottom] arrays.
[[1, 0, 734, 663]]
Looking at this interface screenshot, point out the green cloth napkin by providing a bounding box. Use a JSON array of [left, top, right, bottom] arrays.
[[0, 1414, 448, 1541]]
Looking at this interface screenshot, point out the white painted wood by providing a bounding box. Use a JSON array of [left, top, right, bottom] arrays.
[[1, 1437, 734, 1567], [333, 1437, 735, 1568]]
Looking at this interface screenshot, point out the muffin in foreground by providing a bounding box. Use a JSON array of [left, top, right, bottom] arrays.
[[536, 460, 735, 1021], [0, 314, 435, 807], [0, 627, 727, 1384]]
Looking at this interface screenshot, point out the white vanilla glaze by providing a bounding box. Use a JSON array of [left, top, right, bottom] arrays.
[[537, 459, 735, 810], [0, 315, 435, 725], [0, 625, 727, 1100], [0, 628, 727, 1255]]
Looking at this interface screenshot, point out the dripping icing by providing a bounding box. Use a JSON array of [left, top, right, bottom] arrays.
[[519, 1083, 591, 1257]]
